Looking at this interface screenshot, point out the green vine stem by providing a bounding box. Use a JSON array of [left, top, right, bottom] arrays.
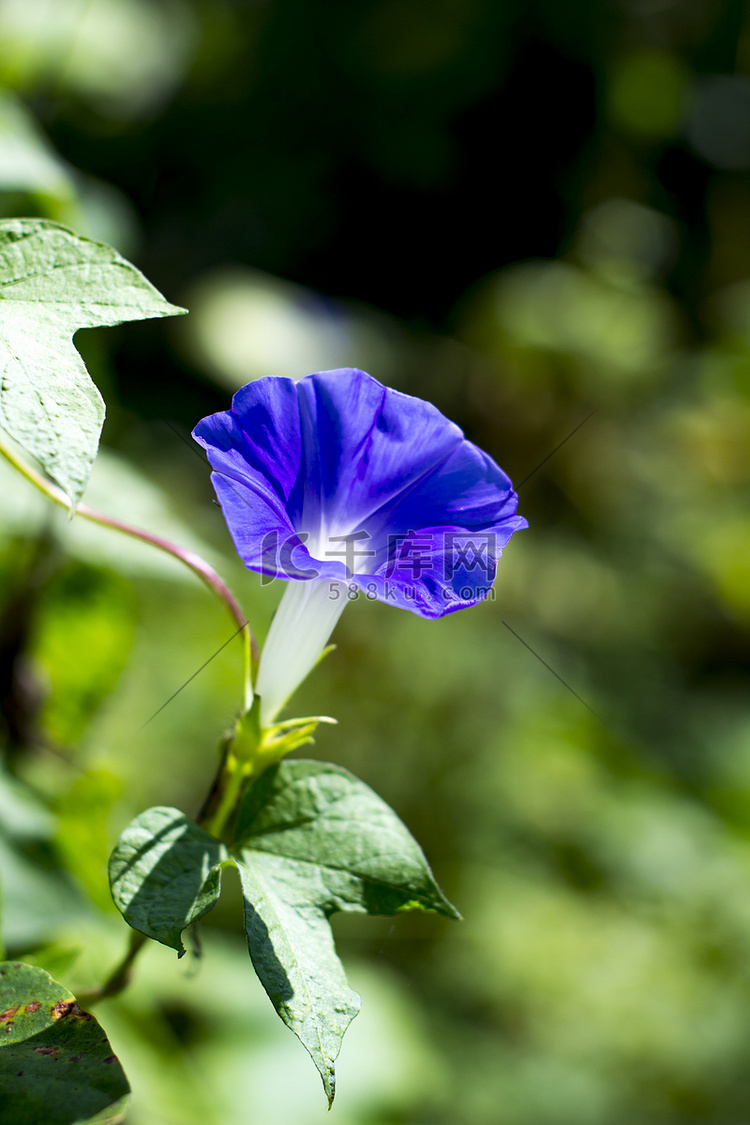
[[197, 737, 248, 839], [0, 431, 265, 1005], [0, 431, 258, 708]]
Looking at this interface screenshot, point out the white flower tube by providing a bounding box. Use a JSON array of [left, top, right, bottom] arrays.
[[255, 579, 347, 727]]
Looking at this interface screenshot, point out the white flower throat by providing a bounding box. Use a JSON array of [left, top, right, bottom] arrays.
[[255, 578, 347, 727]]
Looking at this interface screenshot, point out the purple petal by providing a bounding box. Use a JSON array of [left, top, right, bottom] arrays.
[[193, 369, 526, 617], [294, 369, 465, 540]]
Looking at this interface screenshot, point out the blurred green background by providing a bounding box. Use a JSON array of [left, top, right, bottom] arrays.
[[2, 0, 750, 1122]]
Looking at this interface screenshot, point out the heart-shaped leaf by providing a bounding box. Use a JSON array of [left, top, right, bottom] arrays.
[[108, 762, 459, 1105], [108, 806, 227, 955], [232, 760, 459, 1103]]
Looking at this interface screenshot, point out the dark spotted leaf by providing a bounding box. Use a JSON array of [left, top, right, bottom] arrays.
[[0, 960, 129, 1125]]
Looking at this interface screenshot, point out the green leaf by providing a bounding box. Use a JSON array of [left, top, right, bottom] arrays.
[[0, 961, 129, 1125], [231, 850, 360, 1108], [231, 759, 460, 1103], [0, 219, 185, 505], [235, 760, 460, 919], [107, 768, 458, 1106], [108, 807, 227, 955]]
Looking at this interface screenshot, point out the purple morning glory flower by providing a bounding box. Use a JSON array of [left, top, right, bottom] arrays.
[[193, 368, 526, 723]]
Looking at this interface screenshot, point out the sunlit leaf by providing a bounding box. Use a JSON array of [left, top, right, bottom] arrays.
[[235, 760, 459, 919], [0, 219, 185, 505]]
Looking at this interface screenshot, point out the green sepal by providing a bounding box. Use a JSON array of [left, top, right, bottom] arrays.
[[231, 694, 337, 777]]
